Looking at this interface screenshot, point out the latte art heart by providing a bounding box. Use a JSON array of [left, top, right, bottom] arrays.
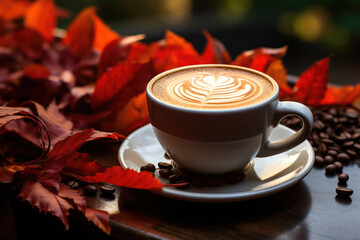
[[169, 74, 258, 105]]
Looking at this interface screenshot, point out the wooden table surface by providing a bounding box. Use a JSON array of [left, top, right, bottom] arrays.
[[4, 142, 360, 240], [91, 142, 360, 240]]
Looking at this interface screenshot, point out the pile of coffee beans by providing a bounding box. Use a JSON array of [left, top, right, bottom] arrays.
[[281, 104, 360, 198], [65, 180, 116, 198], [140, 159, 245, 189]]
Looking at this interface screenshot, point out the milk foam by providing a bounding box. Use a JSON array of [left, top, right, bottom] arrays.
[[151, 67, 276, 109]]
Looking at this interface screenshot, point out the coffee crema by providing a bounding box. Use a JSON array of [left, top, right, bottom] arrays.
[[150, 66, 276, 109]]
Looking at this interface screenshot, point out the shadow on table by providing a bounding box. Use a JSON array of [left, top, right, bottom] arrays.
[[113, 181, 311, 240]]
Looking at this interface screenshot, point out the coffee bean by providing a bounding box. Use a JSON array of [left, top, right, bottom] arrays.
[[327, 149, 338, 157], [314, 120, 326, 130], [84, 184, 97, 196], [336, 187, 353, 198], [352, 132, 360, 140], [100, 184, 116, 195], [346, 149, 357, 158], [325, 164, 337, 174], [67, 180, 79, 190], [338, 173, 349, 183], [159, 169, 173, 178], [145, 163, 156, 172], [333, 161, 343, 172], [336, 153, 351, 163], [315, 156, 325, 166], [322, 114, 334, 124], [324, 155, 334, 164], [158, 162, 173, 169], [354, 143, 360, 152], [345, 108, 359, 119], [322, 138, 335, 145]]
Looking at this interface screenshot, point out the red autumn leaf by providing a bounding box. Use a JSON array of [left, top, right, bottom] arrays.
[[91, 13, 120, 51], [0, 0, 31, 21], [91, 60, 154, 110], [109, 91, 149, 135], [320, 84, 360, 105], [265, 59, 292, 97], [63, 7, 95, 58], [24, 0, 56, 42], [24, 64, 50, 80], [63, 7, 120, 58], [85, 208, 111, 235], [231, 46, 288, 67], [79, 166, 164, 189], [13, 101, 73, 150], [249, 53, 273, 72], [38, 129, 123, 192], [151, 30, 202, 73], [201, 30, 231, 64], [62, 152, 106, 177], [293, 56, 331, 105], [97, 34, 147, 77], [18, 181, 86, 230]]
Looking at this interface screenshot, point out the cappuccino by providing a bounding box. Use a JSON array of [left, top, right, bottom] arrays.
[[150, 65, 276, 110]]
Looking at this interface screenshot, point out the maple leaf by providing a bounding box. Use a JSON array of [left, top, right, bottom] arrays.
[[63, 7, 120, 59], [91, 60, 154, 111], [201, 30, 231, 64], [79, 166, 164, 189], [232, 46, 288, 67], [97, 34, 147, 77], [24, 0, 56, 42], [85, 208, 111, 235], [108, 91, 149, 135], [18, 181, 86, 230], [38, 129, 124, 192], [293, 56, 331, 105], [320, 84, 360, 105], [265, 59, 291, 97], [150, 30, 203, 73]]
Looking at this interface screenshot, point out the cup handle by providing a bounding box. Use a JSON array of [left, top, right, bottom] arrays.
[[257, 101, 313, 157]]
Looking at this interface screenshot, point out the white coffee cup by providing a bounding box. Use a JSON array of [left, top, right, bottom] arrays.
[[146, 64, 313, 174]]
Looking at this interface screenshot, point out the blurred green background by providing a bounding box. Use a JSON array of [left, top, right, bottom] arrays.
[[55, 0, 360, 85]]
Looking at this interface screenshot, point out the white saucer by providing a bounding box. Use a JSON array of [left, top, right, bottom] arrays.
[[118, 124, 314, 203]]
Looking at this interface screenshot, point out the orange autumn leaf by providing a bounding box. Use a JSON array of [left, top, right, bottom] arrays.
[[24, 0, 56, 42], [63, 7, 96, 58], [265, 59, 291, 97], [320, 84, 360, 105], [63, 7, 120, 58], [232, 46, 288, 67], [112, 91, 149, 135], [201, 30, 231, 64], [85, 208, 111, 235], [293, 56, 331, 106], [151, 30, 202, 73], [91, 13, 120, 51], [0, 0, 31, 21]]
